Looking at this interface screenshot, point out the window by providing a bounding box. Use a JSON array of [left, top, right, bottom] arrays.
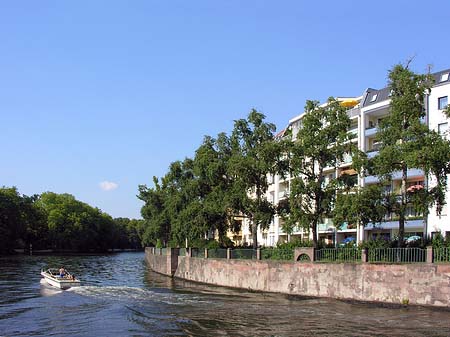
[[370, 94, 378, 102], [438, 122, 448, 135], [438, 96, 448, 110], [440, 73, 449, 82]]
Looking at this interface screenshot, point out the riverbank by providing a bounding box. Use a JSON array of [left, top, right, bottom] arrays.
[[145, 247, 450, 307]]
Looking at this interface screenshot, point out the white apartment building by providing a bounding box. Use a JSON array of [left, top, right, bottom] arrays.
[[426, 69, 450, 238], [241, 68, 450, 247]]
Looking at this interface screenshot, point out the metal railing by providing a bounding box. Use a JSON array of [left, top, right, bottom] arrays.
[[433, 247, 450, 263], [148, 246, 439, 264], [368, 248, 426, 263], [315, 248, 361, 263], [208, 248, 227, 259], [261, 248, 294, 261], [231, 249, 256, 260], [191, 248, 205, 258]]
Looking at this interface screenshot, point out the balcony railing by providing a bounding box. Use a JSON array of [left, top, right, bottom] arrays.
[[278, 191, 289, 200]]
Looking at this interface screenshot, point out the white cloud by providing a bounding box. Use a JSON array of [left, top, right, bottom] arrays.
[[99, 181, 118, 191]]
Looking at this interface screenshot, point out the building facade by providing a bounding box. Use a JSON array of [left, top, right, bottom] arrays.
[[241, 68, 450, 247]]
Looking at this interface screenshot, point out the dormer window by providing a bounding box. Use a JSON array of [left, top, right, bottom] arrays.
[[370, 94, 378, 102], [440, 73, 449, 82]]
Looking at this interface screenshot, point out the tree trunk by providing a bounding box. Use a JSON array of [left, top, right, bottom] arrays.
[[398, 163, 407, 248], [312, 220, 318, 249], [252, 222, 258, 249]]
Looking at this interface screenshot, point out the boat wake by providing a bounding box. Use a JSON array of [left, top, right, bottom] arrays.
[[69, 285, 212, 306]]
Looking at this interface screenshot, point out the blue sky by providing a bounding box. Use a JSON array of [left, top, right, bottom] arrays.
[[1, 1, 450, 219]]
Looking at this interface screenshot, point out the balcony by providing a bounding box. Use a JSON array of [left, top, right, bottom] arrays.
[[318, 220, 334, 232], [365, 218, 424, 230], [366, 150, 379, 159], [278, 191, 289, 200], [338, 222, 357, 231], [365, 127, 378, 137], [364, 169, 424, 184], [348, 125, 358, 135]]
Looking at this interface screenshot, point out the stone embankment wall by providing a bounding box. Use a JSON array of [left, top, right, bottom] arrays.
[[145, 248, 450, 307]]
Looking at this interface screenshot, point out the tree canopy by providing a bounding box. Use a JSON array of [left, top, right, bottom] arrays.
[[0, 187, 143, 254]]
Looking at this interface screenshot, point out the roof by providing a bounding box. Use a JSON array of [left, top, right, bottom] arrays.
[[274, 128, 287, 139], [362, 68, 450, 108]]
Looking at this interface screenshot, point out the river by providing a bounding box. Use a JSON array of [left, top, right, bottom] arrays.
[[0, 252, 449, 336]]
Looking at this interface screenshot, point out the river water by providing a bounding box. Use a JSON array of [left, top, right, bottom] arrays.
[[0, 252, 449, 337]]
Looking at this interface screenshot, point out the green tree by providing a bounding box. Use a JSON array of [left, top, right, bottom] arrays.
[[0, 187, 25, 253], [287, 98, 356, 248], [138, 177, 171, 246], [334, 184, 388, 231], [372, 64, 450, 246], [228, 109, 280, 248], [193, 133, 233, 245], [21, 194, 49, 250], [38, 192, 116, 251]]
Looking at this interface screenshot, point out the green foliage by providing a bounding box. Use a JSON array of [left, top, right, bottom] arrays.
[[287, 98, 357, 247], [261, 247, 293, 260], [261, 238, 313, 260], [359, 238, 393, 249], [0, 187, 26, 253], [0, 187, 141, 254], [431, 232, 450, 248], [138, 110, 282, 250], [38, 192, 117, 251], [368, 63, 450, 247], [228, 109, 280, 248], [334, 184, 387, 229]]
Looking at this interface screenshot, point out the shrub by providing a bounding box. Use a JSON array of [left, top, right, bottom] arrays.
[[206, 240, 221, 249], [359, 238, 392, 249]]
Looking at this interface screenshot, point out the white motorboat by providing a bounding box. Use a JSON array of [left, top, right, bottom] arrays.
[[40, 268, 81, 290]]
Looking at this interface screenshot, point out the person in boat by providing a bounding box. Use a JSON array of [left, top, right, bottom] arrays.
[[59, 266, 66, 278]]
